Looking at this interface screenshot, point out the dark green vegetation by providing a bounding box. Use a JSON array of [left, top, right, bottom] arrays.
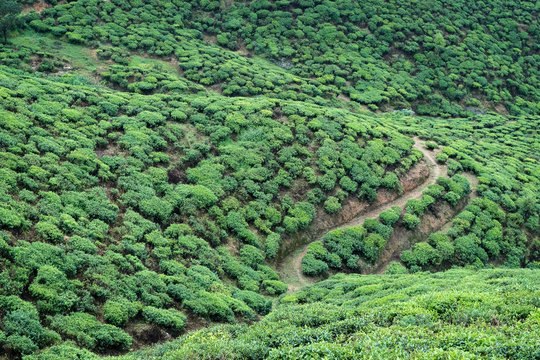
[[4, 0, 540, 115], [33, 269, 539, 360], [0, 58, 420, 357], [303, 174, 472, 275], [0, 1, 22, 44], [302, 114, 540, 276], [390, 115, 539, 271], [0, 0, 538, 358]]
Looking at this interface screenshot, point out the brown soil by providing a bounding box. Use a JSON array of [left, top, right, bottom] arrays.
[[236, 38, 253, 57], [95, 143, 121, 158], [277, 138, 479, 291], [207, 82, 223, 94], [371, 190, 476, 274], [22, 1, 51, 13], [202, 33, 217, 45], [494, 103, 509, 115], [125, 322, 172, 350]]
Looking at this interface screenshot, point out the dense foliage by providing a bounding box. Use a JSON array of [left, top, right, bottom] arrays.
[[0, 0, 538, 358], [302, 174, 472, 275], [52, 268, 538, 360], [388, 114, 539, 271], [6, 0, 540, 115], [0, 63, 419, 356]]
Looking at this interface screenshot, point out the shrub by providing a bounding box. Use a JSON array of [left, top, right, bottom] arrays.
[[0, 207, 24, 229], [261, 280, 288, 295], [318, 172, 337, 192], [264, 207, 282, 225], [374, 223, 393, 240], [436, 153, 448, 163], [50, 313, 132, 351], [264, 233, 281, 259], [19, 342, 99, 360], [405, 199, 425, 216], [454, 235, 480, 265], [35, 222, 64, 243], [139, 196, 173, 222], [12, 241, 76, 275], [385, 262, 409, 274], [142, 306, 187, 332], [240, 245, 265, 268], [326, 253, 342, 268], [362, 233, 386, 262], [28, 265, 78, 314], [402, 213, 421, 229], [238, 276, 259, 292], [306, 242, 328, 260], [3, 334, 38, 355], [428, 233, 454, 262], [346, 254, 360, 269], [2, 308, 59, 353], [302, 253, 328, 276], [381, 172, 399, 189], [233, 290, 272, 315], [421, 195, 435, 209], [379, 207, 401, 226], [137, 111, 165, 127], [171, 110, 187, 122], [289, 202, 316, 230], [423, 184, 445, 199], [404, 242, 441, 267], [183, 291, 235, 323], [425, 142, 438, 150], [104, 298, 140, 327], [444, 191, 460, 206], [324, 196, 341, 214], [339, 176, 358, 193], [307, 188, 326, 204]]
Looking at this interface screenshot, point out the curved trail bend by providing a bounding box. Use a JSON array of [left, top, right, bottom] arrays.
[[279, 138, 449, 291]]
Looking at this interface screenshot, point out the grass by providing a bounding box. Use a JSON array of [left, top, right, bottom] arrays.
[[12, 30, 100, 69], [129, 56, 180, 75]]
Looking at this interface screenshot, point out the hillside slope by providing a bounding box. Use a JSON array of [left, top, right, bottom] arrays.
[[12, 0, 540, 116], [29, 268, 540, 360], [0, 0, 538, 358]]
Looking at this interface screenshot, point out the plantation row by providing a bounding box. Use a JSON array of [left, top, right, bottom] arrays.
[[0, 0, 538, 358], [29, 268, 539, 360], [0, 64, 420, 356], [302, 174, 472, 275], [6, 0, 540, 116], [389, 115, 539, 269]]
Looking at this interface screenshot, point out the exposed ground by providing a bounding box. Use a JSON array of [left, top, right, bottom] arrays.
[[278, 137, 478, 292]]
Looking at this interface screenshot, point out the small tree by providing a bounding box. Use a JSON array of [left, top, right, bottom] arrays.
[[0, 0, 22, 44]]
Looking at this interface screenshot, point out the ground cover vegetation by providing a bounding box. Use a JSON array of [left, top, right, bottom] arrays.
[[7, 0, 539, 116], [38, 269, 539, 360], [0, 0, 538, 358], [0, 63, 421, 357]]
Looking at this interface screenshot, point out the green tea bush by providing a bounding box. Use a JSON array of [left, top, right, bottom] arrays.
[[261, 280, 288, 296], [233, 290, 272, 315], [302, 253, 329, 276], [240, 245, 265, 269], [323, 196, 341, 214], [379, 207, 401, 226], [142, 306, 187, 332], [103, 298, 140, 327], [402, 213, 421, 230], [49, 313, 132, 352]]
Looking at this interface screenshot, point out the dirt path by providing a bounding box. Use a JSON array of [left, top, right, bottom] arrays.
[[280, 138, 448, 291]]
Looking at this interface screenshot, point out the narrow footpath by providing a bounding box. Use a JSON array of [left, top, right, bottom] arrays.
[[278, 138, 454, 291]]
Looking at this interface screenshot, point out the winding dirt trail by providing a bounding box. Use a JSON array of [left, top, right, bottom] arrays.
[[280, 138, 449, 291]]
